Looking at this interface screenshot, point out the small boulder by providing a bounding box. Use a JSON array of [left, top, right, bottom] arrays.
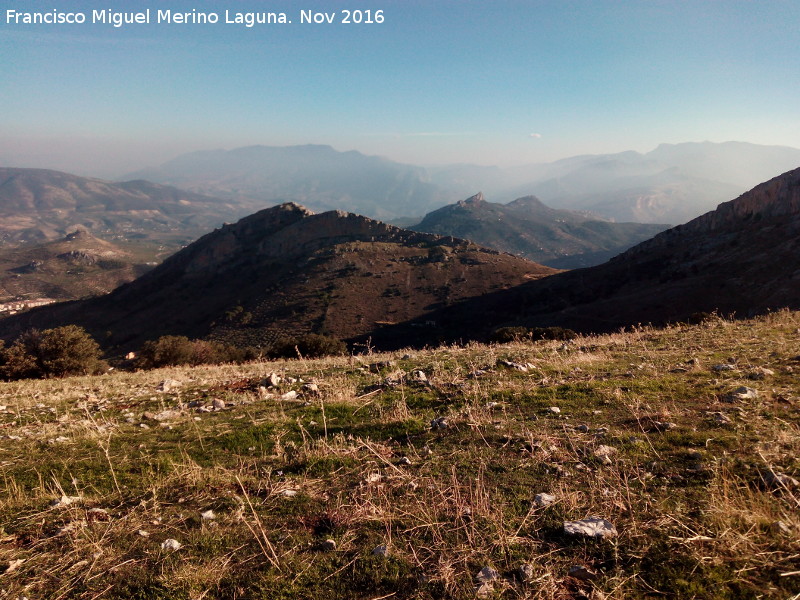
[[430, 416, 449, 430], [533, 493, 556, 508], [321, 539, 336, 552], [724, 386, 758, 402], [157, 379, 181, 393], [563, 517, 618, 539], [372, 544, 390, 557], [161, 538, 182, 551]]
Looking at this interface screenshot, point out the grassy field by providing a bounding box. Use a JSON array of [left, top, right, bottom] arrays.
[[0, 311, 798, 599]]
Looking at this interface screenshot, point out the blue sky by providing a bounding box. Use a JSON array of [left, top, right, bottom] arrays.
[[2, 0, 799, 176]]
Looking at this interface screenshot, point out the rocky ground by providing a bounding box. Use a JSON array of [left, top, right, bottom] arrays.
[[0, 311, 798, 599]]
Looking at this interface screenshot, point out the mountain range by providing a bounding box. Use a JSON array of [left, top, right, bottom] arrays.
[[385, 165, 800, 342], [0, 204, 554, 351], [3, 165, 800, 353], [410, 192, 668, 268], [0, 167, 239, 247], [127, 141, 800, 225]]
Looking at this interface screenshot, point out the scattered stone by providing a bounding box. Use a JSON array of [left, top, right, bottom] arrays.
[[430, 416, 449, 430], [264, 373, 281, 387], [594, 445, 617, 458], [137, 530, 150, 537], [725, 386, 758, 402], [770, 520, 792, 535], [86, 508, 110, 522], [139, 423, 150, 430], [763, 470, 800, 490], [647, 420, 677, 432], [398, 456, 412, 466], [280, 489, 298, 498], [517, 563, 535, 582], [365, 473, 382, 484], [533, 493, 556, 507], [476, 566, 499, 583], [575, 424, 590, 433], [161, 538, 182, 551], [372, 544, 389, 557], [563, 517, 618, 539], [568, 564, 600, 582], [710, 411, 733, 424], [211, 398, 226, 411], [5, 559, 24, 573], [200, 509, 216, 520], [411, 370, 428, 383], [279, 390, 298, 401], [321, 539, 336, 551], [498, 359, 532, 372], [302, 383, 320, 394], [712, 364, 737, 372], [747, 367, 775, 380], [157, 379, 181, 393], [468, 369, 488, 379], [143, 409, 181, 422], [485, 401, 501, 410], [50, 495, 81, 508], [547, 406, 561, 415]]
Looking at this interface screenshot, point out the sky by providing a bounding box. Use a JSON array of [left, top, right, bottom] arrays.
[[2, 0, 799, 177]]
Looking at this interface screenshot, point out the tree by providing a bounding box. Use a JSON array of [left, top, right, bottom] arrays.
[[1, 326, 105, 379]]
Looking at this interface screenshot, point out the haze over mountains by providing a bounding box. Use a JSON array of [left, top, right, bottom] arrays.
[[411, 192, 668, 268], [127, 141, 800, 225]]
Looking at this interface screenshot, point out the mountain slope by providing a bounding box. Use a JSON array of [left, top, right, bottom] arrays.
[[396, 166, 800, 339], [0, 204, 555, 351], [127, 145, 457, 221], [0, 228, 150, 306], [0, 167, 240, 246], [411, 192, 668, 268]]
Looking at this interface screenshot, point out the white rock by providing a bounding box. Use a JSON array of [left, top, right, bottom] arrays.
[[534, 493, 556, 507], [594, 445, 617, 458], [200, 509, 216, 520], [161, 538, 182, 551], [264, 373, 281, 387], [712, 364, 737, 372], [725, 386, 758, 402], [157, 379, 181, 393], [280, 489, 298, 498], [548, 406, 561, 415], [321, 538, 336, 551], [563, 516, 618, 539], [279, 390, 298, 401], [50, 495, 81, 508], [211, 398, 226, 411], [476, 566, 499, 583]]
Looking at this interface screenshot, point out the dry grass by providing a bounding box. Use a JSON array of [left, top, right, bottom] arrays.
[[0, 311, 799, 599]]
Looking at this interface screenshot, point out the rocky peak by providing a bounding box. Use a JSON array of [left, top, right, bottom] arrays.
[[458, 192, 486, 207], [64, 226, 92, 241]]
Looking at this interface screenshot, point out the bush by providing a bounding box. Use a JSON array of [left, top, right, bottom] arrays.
[[489, 325, 578, 344], [0, 326, 106, 379], [135, 335, 249, 369], [269, 333, 347, 359]]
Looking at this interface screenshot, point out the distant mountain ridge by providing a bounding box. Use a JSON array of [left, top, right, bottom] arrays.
[[127, 141, 800, 225], [388, 165, 800, 340], [0, 167, 239, 246], [411, 192, 668, 268], [126, 144, 457, 222], [0, 203, 554, 351]]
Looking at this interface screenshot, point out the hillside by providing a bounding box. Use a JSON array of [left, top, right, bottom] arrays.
[[0, 203, 555, 351], [398, 166, 800, 339], [0, 311, 797, 599], [0, 167, 243, 247], [411, 192, 668, 268], [127, 145, 457, 222], [0, 228, 150, 307]]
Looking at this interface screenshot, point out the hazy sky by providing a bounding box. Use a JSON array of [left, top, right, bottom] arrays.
[[2, 0, 799, 177]]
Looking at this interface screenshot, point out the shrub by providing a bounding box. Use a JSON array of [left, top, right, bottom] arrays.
[[0, 326, 106, 379], [135, 335, 249, 369], [489, 325, 578, 344], [269, 333, 347, 359]]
